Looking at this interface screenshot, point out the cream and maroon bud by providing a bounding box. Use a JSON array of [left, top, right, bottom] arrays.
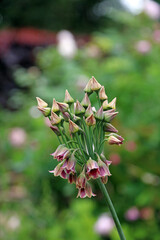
[[57, 102, 69, 113], [49, 163, 67, 179], [100, 154, 112, 166], [76, 168, 87, 188], [84, 78, 93, 94], [90, 76, 101, 91], [62, 112, 70, 121], [75, 100, 85, 115], [94, 106, 103, 120], [50, 112, 61, 125], [50, 126, 61, 136], [85, 114, 96, 126], [69, 119, 80, 134], [64, 90, 74, 104], [77, 182, 96, 198], [101, 176, 108, 184], [86, 158, 100, 179], [38, 106, 51, 117], [51, 145, 70, 161], [81, 93, 91, 108], [36, 97, 48, 108], [108, 134, 124, 145], [103, 123, 118, 133], [62, 153, 76, 173], [52, 98, 59, 113], [104, 110, 118, 122], [97, 156, 111, 177], [102, 99, 109, 110], [68, 173, 76, 184], [107, 97, 116, 110], [85, 103, 93, 118], [99, 86, 108, 101]]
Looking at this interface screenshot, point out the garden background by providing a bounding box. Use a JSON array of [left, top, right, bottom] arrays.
[[0, 0, 160, 239]]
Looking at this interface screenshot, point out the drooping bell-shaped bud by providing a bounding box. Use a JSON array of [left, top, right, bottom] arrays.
[[85, 103, 93, 118], [36, 97, 48, 108], [49, 162, 67, 179], [86, 158, 100, 179], [103, 123, 118, 133], [81, 93, 90, 108], [52, 98, 59, 113], [97, 156, 111, 177], [104, 110, 118, 122], [38, 107, 51, 117], [102, 99, 109, 110], [68, 173, 76, 184], [100, 154, 112, 166], [85, 114, 96, 126], [84, 78, 93, 94], [77, 182, 96, 198], [64, 89, 74, 104], [75, 100, 85, 115], [51, 144, 70, 161], [108, 134, 124, 145], [90, 76, 101, 91], [76, 168, 87, 188], [62, 153, 76, 173], [50, 126, 61, 136], [57, 102, 69, 113], [50, 112, 61, 125], [94, 106, 103, 120], [99, 86, 108, 101], [107, 97, 116, 110], [69, 119, 80, 134]]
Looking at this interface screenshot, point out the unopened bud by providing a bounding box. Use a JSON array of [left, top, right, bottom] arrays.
[[38, 107, 51, 117], [107, 97, 116, 110], [94, 106, 103, 120], [75, 100, 85, 115], [104, 110, 118, 122], [51, 112, 61, 125], [84, 78, 93, 94], [57, 102, 69, 112], [103, 123, 118, 133], [62, 112, 70, 121], [99, 86, 108, 100], [102, 99, 109, 110], [50, 126, 61, 136], [64, 90, 74, 104], [69, 119, 80, 134], [85, 103, 93, 118], [85, 114, 96, 126], [36, 97, 48, 108], [108, 134, 124, 145], [90, 76, 101, 91], [52, 98, 59, 113], [81, 93, 90, 108]]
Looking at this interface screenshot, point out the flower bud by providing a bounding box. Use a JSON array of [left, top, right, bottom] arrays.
[[94, 106, 103, 120], [81, 93, 90, 108], [102, 99, 109, 110], [68, 173, 76, 184], [103, 123, 118, 133], [62, 112, 70, 121], [84, 78, 93, 94], [104, 110, 118, 122], [107, 97, 116, 110], [76, 168, 87, 188], [36, 97, 48, 108], [108, 134, 124, 145], [90, 76, 101, 91], [86, 158, 99, 179], [52, 98, 59, 113], [71, 114, 81, 122], [51, 112, 61, 125], [99, 86, 108, 101], [38, 107, 51, 117], [97, 156, 111, 177], [64, 89, 74, 104], [75, 100, 85, 115], [101, 176, 108, 184], [77, 182, 96, 198], [85, 114, 96, 126], [50, 126, 61, 136], [57, 102, 69, 112], [69, 119, 80, 134], [51, 145, 70, 161], [49, 162, 67, 179], [85, 103, 93, 118]]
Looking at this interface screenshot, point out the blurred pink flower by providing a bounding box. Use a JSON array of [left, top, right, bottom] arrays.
[[125, 207, 140, 221], [125, 141, 137, 152], [109, 153, 121, 165], [9, 128, 27, 147], [144, 0, 160, 20], [153, 29, 160, 42], [94, 213, 114, 236], [140, 207, 154, 220], [135, 40, 151, 54]]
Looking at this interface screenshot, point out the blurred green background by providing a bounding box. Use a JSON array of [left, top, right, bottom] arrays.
[[0, 0, 160, 239]]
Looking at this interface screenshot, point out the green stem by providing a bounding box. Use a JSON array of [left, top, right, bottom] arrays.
[[97, 179, 126, 240]]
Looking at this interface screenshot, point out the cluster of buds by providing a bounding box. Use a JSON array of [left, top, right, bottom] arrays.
[[36, 76, 124, 198]]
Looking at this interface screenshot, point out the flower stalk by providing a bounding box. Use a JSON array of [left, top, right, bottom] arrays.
[[36, 76, 126, 240]]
